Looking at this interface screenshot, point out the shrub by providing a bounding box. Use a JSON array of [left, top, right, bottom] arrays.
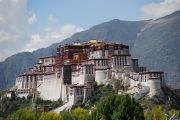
[[38, 112, 62, 120], [6, 108, 36, 120], [72, 107, 90, 120], [60, 111, 73, 120]]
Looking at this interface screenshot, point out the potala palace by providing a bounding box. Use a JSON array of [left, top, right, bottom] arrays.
[[12, 40, 165, 111]]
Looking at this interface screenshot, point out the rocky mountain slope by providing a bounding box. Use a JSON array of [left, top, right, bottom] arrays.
[[0, 11, 180, 90], [132, 11, 180, 88]]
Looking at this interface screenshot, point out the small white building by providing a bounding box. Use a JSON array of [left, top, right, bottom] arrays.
[[139, 71, 164, 97]]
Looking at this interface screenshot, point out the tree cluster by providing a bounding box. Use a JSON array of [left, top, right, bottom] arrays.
[[91, 94, 144, 120], [0, 96, 31, 118], [6, 94, 145, 120], [6, 107, 90, 120], [144, 105, 180, 120]]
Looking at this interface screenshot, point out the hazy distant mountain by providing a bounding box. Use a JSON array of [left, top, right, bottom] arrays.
[[0, 10, 180, 90]]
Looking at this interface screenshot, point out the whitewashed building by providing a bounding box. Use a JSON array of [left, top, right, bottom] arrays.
[[13, 40, 166, 110]]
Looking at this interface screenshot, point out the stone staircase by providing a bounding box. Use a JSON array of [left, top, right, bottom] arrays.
[[53, 101, 73, 113]]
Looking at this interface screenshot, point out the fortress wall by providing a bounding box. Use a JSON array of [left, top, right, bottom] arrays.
[[17, 93, 29, 98], [148, 79, 162, 97], [78, 74, 85, 85], [39, 74, 61, 100], [15, 77, 23, 89], [72, 72, 80, 84], [95, 70, 108, 85]]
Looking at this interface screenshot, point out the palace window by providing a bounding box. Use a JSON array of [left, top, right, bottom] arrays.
[[45, 59, 50, 63], [115, 57, 117, 66], [97, 60, 100, 66], [86, 66, 88, 74], [125, 56, 127, 65], [89, 66, 91, 74], [26, 79, 28, 88], [120, 56, 122, 65], [70, 89, 73, 96]]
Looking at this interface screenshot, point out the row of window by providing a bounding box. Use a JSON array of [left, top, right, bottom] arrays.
[[21, 79, 39, 89], [95, 60, 108, 66], [69, 88, 83, 96], [43, 66, 54, 73], [76, 88, 83, 95], [140, 73, 161, 82], [44, 58, 55, 64], [150, 73, 160, 78], [17, 77, 42, 83], [16, 89, 30, 94], [85, 66, 94, 74], [113, 56, 128, 66], [140, 75, 147, 82]]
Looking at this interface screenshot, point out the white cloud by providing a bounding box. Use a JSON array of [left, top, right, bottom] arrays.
[[0, 30, 10, 42], [28, 12, 37, 24], [23, 24, 84, 52], [0, 1, 83, 61], [23, 34, 43, 52], [0, 0, 29, 61], [141, 0, 180, 19]]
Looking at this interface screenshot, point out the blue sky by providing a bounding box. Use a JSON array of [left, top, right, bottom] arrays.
[[0, 0, 180, 61], [27, 0, 161, 30]]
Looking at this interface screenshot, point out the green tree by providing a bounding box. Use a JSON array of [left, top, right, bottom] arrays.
[[92, 94, 144, 120], [88, 84, 114, 106], [144, 105, 180, 120], [0, 96, 31, 118], [60, 111, 73, 120], [35, 97, 63, 110], [169, 108, 180, 117], [50, 98, 63, 110], [6, 108, 36, 120], [144, 110, 153, 120], [152, 106, 165, 120], [110, 77, 124, 93], [35, 97, 52, 105], [38, 112, 62, 120], [72, 107, 90, 120]]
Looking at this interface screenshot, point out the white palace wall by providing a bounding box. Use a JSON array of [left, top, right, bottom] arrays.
[[148, 79, 162, 97], [38, 74, 61, 101], [95, 70, 108, 85]]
